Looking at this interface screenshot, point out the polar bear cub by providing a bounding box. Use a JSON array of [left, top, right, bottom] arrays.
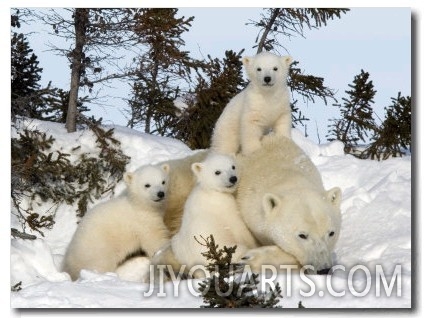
[[211, 51, 293, 155], [62, 164, 171, 281], [171, 153, 257, 272]]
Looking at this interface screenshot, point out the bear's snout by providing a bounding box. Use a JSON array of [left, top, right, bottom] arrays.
[[229, 176, 238, 184], [157, 191, 165, 199], [263, 76, 271, 84]]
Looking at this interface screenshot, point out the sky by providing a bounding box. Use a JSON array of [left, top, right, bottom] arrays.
[[11, 7, 411, 143]]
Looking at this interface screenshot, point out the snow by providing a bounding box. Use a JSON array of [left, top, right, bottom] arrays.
[[10, 119, 411, 309]]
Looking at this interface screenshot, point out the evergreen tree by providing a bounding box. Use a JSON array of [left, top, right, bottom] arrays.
[[11, 118, 130, 237], [127, 8, 202, 135], [173, 50, 245, 149], [248, 8, 350, 130], [197, 235, 282, 308], [363, 93, 411, 160], [252, 8, 350, 53], [11, 27, 45, 120], [11, 10, 89, 124], [35, 8, 145, 132], [41, 89, 90, 123], [328, 69, 377, 154]]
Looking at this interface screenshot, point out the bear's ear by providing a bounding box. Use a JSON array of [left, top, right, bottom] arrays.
[[262, 193, 281, 217], [124, 172, 133, 186], [191, 162, 203, 176], [326, 187, 342, 207], [242, 56, 252, 66], [161, 164, 170, 174], [282, 56, 293, 67]]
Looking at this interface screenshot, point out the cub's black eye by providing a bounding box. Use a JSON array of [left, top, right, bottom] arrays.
[[329, 231, 335, 237], [257, 67, 262, 71], [299, 234, 308, 240], [145, 184, 151, 188], [232, 165, 236, 170], [273, 67, 278, 71], [162, 180, 166, 185], [215, 171, 221, 175]]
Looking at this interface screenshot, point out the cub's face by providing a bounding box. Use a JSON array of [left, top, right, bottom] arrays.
[[192, 154, 238, 193], [261, 187, 342, 274], [124, 164, 169, 204], [243, 52, 292, 89]]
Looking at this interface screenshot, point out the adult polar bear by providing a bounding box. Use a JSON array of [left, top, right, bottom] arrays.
[[211, 51, 292, 155], [236, 135, 342, 274], [161, 135, 342, 274]]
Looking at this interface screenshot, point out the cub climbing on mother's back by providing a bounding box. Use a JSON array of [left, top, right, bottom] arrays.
[[211, 51, 293, 155]]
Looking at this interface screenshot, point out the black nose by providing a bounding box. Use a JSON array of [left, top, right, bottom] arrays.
[[229, 176, 238, 184], [157, 191, 165, 199], [264, 76, 271, 83], [317, 268, 331, 275]]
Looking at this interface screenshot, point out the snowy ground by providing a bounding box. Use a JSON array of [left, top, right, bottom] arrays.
[[10, 119, 411, 309]]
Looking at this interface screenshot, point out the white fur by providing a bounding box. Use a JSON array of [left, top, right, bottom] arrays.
[[171, 154, 257, 273], [211, 51, 292, 155], [237, 135, 342, 274], [62, 164, 171, 281]]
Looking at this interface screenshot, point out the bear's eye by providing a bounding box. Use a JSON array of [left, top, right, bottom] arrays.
[[162, 180, 166, 185], [231, 165, 235, 170], [215, 170, 221, 175], [256, 67, 262, 72], [329, 231, 335, 237], [145, 184, 151, 188], [273, 67, 278, 71], [298, 233, 308, 240]]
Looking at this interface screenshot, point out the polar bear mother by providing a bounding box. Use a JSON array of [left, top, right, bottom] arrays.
[[161, 135, 342, 274], [236, 135, 342, 274], [211, 51, 292, 155]]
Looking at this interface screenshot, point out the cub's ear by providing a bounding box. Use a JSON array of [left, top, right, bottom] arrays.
[[326, 187, 342, 207], [242, 56, 252, 66], [191, 162, 203, 176], [161, 164, 170, 174], [262, 193, 281, 217], [124, 172, 133, 186], [282, 56, 293, 67]]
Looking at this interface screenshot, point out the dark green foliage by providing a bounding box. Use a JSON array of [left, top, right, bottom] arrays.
[[11, 120, 130, 236], [327, 69, 377, 155], [288, 61, 336, 106], [11, 282, 22, 292], [11, 30, 46, 120], [36, 8, 149, 132], [251, 8, 350, 53], [197, 235, 282, 308], [11, 11, 84, 124], [41, 89, 90, 123], [363, 93, 411, 160], [173, 50, 245, 149], [11, 228, 37, 240], [247, 8, 348, 127], [127, 8, 203, 135]]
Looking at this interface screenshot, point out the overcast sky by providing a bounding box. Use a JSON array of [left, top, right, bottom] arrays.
[[10, 7, 411, 143]]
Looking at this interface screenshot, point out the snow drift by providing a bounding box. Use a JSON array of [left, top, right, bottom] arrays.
[[10, 119, 411, 308]]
